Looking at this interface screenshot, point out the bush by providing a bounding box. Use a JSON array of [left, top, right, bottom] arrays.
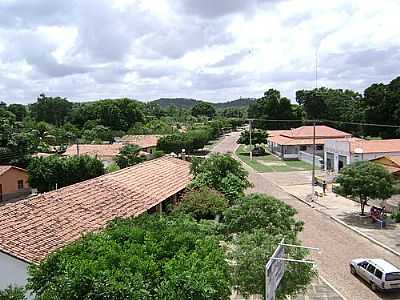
[[179, 187, 229, 221], [28, 215, 232, 300], [115, 144, 145, 169], [392, 205, 400, 223], [190, 154, 251, 203], [0, 286, 25, 300]]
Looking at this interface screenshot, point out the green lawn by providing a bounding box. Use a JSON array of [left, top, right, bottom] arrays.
[[235, 145, 313, 172]]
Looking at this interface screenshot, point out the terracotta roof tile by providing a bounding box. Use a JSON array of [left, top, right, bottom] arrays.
[[63, 144, 122, 159], [118, 135, 162, 148], [350, 139, 400, 154], [0, 156, 191, 263]]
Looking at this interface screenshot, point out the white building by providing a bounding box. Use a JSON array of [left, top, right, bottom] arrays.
[[324, 139, 400, 172], [267, 126, 352, 167]]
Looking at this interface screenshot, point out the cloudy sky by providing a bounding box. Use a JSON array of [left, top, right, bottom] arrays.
[[1, 0, 400, 104]]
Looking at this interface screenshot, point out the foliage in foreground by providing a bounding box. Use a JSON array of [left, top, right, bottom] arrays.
[[336, 161, 394, 215], [28, 214, 232, 300], [224, 194, 315, 299], [0, 286, 25, 300]]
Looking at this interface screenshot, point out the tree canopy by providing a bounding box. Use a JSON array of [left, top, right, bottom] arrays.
[[237, 129, 268, 145], [336, 161, 394, 215], [28, 214, 232, 300], [30, 94, 72, 126], [191, 102, 216, 118], [248, 89, 299, 129], [28, 155, 105, 193], [115, 144, 145, 169]]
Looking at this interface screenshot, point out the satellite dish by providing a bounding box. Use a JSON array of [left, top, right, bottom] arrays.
[[354, 148, 364, 154]]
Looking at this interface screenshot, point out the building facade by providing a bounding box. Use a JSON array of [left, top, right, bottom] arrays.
[[324, 139, 400, 172], [0, 166, 31, 202]]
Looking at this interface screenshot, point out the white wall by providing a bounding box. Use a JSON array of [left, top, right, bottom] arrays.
[[0, 252, 32, 298]]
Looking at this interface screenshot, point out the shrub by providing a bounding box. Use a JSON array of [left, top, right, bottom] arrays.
[[179, 187, 229, 221], [0, 286, 25, 300]]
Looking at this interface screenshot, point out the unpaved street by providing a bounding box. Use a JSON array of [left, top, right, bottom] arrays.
[[213, 132, 400, 300]]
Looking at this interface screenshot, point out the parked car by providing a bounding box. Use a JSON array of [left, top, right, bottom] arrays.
[[350, 258, 400, 291]]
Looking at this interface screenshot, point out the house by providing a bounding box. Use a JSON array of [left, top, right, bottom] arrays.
[[370, 156, 400, 177], [0, 156, 192, 292], [324, 139, 400, 172], [0, 166, 31, 202], [267, 126, 352, 165], [117, 135, 162, 153], [63, 144, 123, 167]]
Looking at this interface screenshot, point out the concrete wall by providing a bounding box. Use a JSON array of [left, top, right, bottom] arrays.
[[0, 252, 31, 298], [299, 151, 323, 168], [0, 169, 30, 200], [324, 140, 400, 172]]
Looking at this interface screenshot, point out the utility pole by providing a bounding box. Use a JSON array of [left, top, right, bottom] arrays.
[[311, 121, 316, 201], [249, 119, 253, 160], [76, 138, 80, 156]]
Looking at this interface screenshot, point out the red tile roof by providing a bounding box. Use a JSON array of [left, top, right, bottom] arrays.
[[119, 135, 162, 148], [281, 125, 351, 139], [267, 126, 353, 146], [0, 166, 27, 176], [350, 139, 400, 154], [63, 144, 122, 159], [0, 156, 191, 263]]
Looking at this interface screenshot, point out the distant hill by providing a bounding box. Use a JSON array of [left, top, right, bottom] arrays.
[[214, 98, 255, 109], [151, 97, 255, 109]]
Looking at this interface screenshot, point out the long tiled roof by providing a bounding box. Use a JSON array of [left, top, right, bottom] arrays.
[[118, 135, 162, 148], [0, 156, 191, 263], [63, 144, 123, 159]]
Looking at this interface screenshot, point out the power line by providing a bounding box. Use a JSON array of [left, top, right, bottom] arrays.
[[245, 118, 400, 129]]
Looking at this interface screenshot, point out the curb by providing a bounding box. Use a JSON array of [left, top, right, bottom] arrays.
[[319, 275, 348, 300], [286, 190, 400, 258]]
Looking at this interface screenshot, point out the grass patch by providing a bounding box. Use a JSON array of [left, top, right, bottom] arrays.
[[235, 145, 314, 172]]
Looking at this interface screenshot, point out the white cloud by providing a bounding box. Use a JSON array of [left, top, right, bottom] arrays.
[[0, 0, 399, 103]]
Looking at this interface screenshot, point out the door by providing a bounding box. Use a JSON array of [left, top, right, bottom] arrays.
[[366, 264, 380, 285], [357, 261, 370, 281]]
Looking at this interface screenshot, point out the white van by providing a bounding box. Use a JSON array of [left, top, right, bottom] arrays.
[[350, 258, 400, 291]]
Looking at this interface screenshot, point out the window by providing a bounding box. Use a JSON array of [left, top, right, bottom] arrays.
[[300, 145, 307, 151], [17, 180, 24, 190], [316, 145, 324, 151], [386, 272, 400, 281], [358, 261, 368, 269], [367, 264, 376, 274], [375, 269, 383, 279]]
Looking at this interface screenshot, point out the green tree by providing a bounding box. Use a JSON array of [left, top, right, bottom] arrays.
[[225, 194, 314, 299], [7, 104, 27, 122], [190, 154, 251, 203], [237, 129, 268, 145], [30, 94, 72, 126], [28, 214, 232, 300], [179, 187, 229, 221], [28, 155, 105, 193], [364, 77, 400, 137], [191, 102, 216, 118], [336, 161, 394, 215], [115, 144, 145, 169], [0, 286, 25, 300], [82, 125, 113, 143], [248, 89, 298, 129]]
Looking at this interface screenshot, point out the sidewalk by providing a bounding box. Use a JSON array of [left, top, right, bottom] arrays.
[[282, 184, 400, 256]]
